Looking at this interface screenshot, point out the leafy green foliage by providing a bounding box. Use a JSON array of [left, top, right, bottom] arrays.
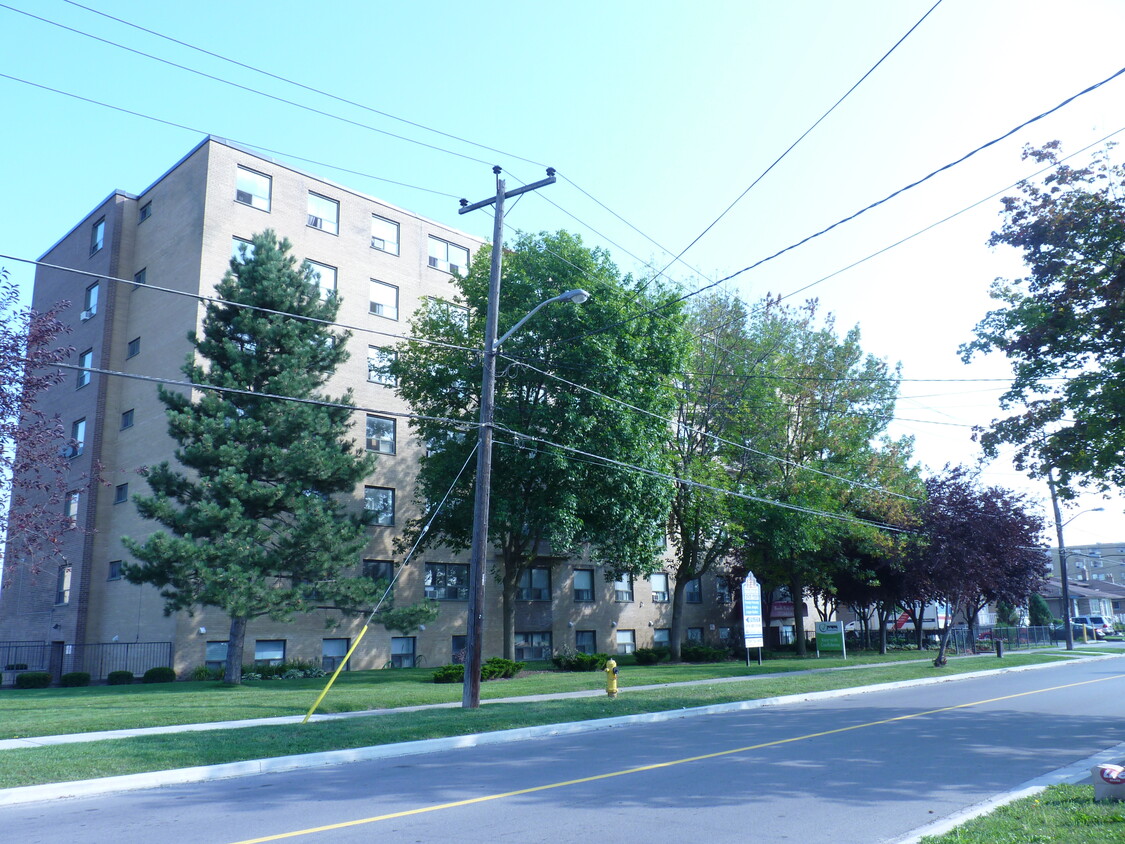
[[59, 672, 91, 687], [632, 647, 667, 666], [679, 643, 729, 663], [392, 230, 688, 657], [107, 671, 135, 686], [963, 142, 1125, 494], [431, 656, 525, 684], [142, 667, 177, 684], [1029, 593, 1053, 627], [551, 650, 608, 671], [15, 671, 51, 689]]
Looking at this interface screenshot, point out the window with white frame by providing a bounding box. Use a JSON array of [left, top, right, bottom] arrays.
[[367, 346, 397, 385], [650, 572, 669, 603], [518, 567, 551, 601], [205, 641, 228, 670], [307, 193, 339, 234], [515, 631, 551, 661], [573, 568, 594, 602], [76, 349, 93, 388], [235, 166, 271, 211], [575, 630, 596, 654], [685, 577, 702, 603], [363, 486, 394, 526], [83, 282, 99, 319], [427, 297, 469, 331], [254, 639, 286, 666], [90, 217, 105, 255], [653, 628, 670, 648], [231, 237, 255, 263], [365, 414, 396, 454], [55, 565, 72, 605], [371, 215, 400, 255], [390, 636, 415, 668], [425, 562, 469, 600], [428, 236, 469, 275], [64, 491, 80, 527], [121, 409, 134, 429], [369, 279, 398, 319], [71, 418, 86, 456], [306, 261, 337, 299], [322, 638, 349, 671], [614, 573, 633, 602], [616, 629, 636, 655]]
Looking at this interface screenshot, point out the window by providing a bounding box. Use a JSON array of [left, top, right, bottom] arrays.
[[425, 562, 469, 600], [121, 409, 134, 429], [231, 237, 255, 263], [451, 635, 467, 664], [428, 237, 469, 275], [518, 567, 551, 601], [322, 638, 349, 672], [616, 629, 636, 655], [650, 573, 669, 603], [686, 627, 704, 643], [76, 349, 93, 388], [653, 628, 670, 648], [82, 282, 99, 319], [369, 279, 399, 319], [306, 261, 337, 299], [371, 215, 400, 255], [614, 574, 633, 602], [90, 217, 105, 255], [114, 483, 129, 504], [363, 559, 394, 587], [716, 579, 733, 604], [134, 267, 147, 286], [139, 201, 152, 222], [71, 418, 86, 456], [390, 636, 415, 668], [107, 560, 122, 581], [427, 297, 470, 331], [575, 630, 596, 655], [573, 568, 594, 602], [685, 578, 702, 604], [307, 193, 339, 234], [127, 337, 141, 358], [55, 565, 72, 605], [515, 631, 551, 661], [365, 414, 396, 454], [363, 486, 395, 526], [235, 166, 271, 211], [205, 642, 229, 671], [719, 626, 732, 641], [254, 639, 286, 667], [65, 491, 80, 527], [367, 346, 397, 385]]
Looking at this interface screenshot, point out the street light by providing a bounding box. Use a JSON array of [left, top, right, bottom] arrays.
[[461, 286, 590, 708]]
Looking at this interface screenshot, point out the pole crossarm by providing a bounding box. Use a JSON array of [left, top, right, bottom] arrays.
[[459, 168, 556, 214]]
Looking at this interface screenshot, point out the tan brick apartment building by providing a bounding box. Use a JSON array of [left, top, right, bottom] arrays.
[[0, 137, 737, 678]]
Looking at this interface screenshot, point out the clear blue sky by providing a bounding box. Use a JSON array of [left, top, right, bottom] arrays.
[[3, 0, 1125, 545]]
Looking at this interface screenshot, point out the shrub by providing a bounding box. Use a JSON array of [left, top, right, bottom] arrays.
[[433, 663, 464, 684], [107, 670, 135, 686], [142, 666, 176, 684], [551, 649, 605, 672], [680, 643, 728, 663], [4, 663, 28, 671], [189, 665, 222, 681], [633, 647, 666, 666], [15, 671, 51, 689], [481, 657, 524, 680], [60, 671, 91, 687]]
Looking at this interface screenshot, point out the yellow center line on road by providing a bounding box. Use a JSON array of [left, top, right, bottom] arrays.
[[229, 671, 1125, 843]]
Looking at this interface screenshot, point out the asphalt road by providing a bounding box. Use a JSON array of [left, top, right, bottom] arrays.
[[4, 657, 1125, 843]]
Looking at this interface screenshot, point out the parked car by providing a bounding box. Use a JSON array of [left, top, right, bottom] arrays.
[[1073, 616, 1115, 638], [1051, 622, 1102, 641]]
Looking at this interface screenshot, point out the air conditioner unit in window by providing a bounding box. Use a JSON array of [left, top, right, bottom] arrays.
[[428, 256, 441, 268], [449, 265, 462, 275], [308, 215, 323, 229], [371, 237, 385, 250], [80, 309, 94, 321], [236, 189, 253, 204], [59, 444, 79, 459], [370, 303, 385, 316]]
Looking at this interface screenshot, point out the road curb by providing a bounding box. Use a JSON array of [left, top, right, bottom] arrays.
[[1, 653, 1118, 807]]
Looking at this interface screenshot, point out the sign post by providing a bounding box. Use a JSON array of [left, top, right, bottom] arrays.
[[741, 574, 764, 666], [815, 620, 846, 659]]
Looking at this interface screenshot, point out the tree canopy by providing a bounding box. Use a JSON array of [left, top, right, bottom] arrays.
[[391, 230, 688, 658], [124, 231, 403, 683], [962, 142, 1125, 495]]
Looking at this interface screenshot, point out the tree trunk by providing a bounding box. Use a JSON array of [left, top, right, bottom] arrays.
[[933, 622, 953, 667], [502, 563, 521, 661], [791, 574, 807, 656], [224, 615, 247, 685], [669, 578, 687, 661]]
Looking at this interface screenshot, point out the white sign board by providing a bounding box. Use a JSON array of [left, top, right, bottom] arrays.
[[741, 574, 764, 649]]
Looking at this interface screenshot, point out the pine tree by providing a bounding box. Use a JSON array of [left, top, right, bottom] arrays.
[[124, 231, 387, 684]]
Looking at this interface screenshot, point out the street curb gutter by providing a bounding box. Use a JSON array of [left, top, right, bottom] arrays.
[[0, 654, 1118, 807], [892, 740, 1125, 844]]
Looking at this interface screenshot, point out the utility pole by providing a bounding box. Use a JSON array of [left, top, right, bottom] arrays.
[[458, 165, 555, 708], [1046, 468, 1074, 651]]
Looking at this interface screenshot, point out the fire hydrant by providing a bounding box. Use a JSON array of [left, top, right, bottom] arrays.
[[604, 658, 618, 698]]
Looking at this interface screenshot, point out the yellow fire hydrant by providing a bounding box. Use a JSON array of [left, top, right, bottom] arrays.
[[604, 657, 618, 698]]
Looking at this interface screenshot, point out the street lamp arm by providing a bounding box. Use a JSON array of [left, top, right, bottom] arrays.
[[494, 289, 590, 349]]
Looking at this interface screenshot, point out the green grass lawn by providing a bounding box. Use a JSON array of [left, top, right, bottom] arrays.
[[0, 651, 1076, 789], [921, 784, 1125, 843]]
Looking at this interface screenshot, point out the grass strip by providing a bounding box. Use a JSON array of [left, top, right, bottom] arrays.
[[921, 784, 1125, 843], [0, 652, 1071, 789]]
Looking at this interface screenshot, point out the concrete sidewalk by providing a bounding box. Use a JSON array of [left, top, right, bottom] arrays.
[[1, 650, 1116, 808]]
